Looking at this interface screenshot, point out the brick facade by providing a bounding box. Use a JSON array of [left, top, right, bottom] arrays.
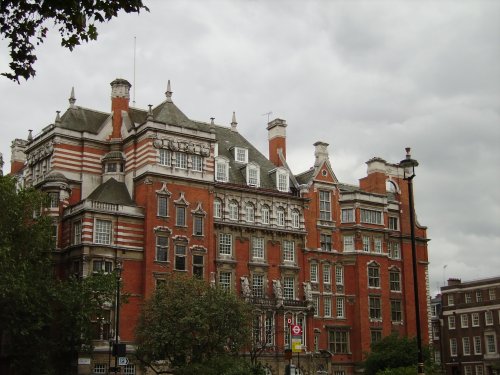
[[9, 78, 430, 375]]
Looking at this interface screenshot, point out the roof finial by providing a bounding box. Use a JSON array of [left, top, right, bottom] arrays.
[[210, 117, 215, 125], [165, 80, 172, 102], [147, 104, 153, 120], [230, 111, 238, 132], [55, 110, 61, 125], [28, 129, 33, 141], [69, 87, 76, 108]]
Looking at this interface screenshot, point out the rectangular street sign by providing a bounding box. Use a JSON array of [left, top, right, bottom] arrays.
[[291, 338, 302, 353]]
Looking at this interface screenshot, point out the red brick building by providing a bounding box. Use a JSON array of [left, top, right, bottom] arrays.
[[9, 78, 430, 375]]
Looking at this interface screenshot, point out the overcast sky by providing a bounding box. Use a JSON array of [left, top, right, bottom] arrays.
[[1, 0, 499, 295]]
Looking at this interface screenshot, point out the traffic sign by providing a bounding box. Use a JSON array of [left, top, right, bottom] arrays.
[[291, 324, 302, 336], [118, 357, 129, 366], [291, 339, 302, 353]]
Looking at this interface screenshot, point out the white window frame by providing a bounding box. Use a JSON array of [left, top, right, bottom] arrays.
[[252, 274, 265, 298], [219, 233, 232, 256], [193, 215, 203, 236], [291, 209, 300, 228], [374, 237, 382, 253], [486, 334, 497, 354], [489, 289, 496, 300], [283, 240, 295, 263], [343, 235, 354, 251], [360, 208, 383, 225], [261, 205, 270, 224], [191, 154, 203, 172], [448, 315, 456, 329], [214, 198, 222, 219], [219, 272, 232, 291], [276, 208, 285, 226], [368, 265, 380, 288], [362, 236, 370, 252], [461, 314, 469, 328], [234, 147, 248, 163], [319, 190, 331, 221], [474, 336, 482, 354], [156, 234, 169, 262], [472, 313, 480, 327], [245, 204, 255, 222], [252, 237, 265, 260], [388, 216, 399, 230], [476, 290, 483, 302], [73, 220, 82, 245], [215, 158, 229, 182], [229, 201, 239, 221], [247, 164, 260, 187], [448, 294, 454, 306], [310, 263, 318, 283], [313, 295, 320, 316], [323, 264, 331, 284], [95, 219, 112, 245], [390, 270, 401, 292], [336, 265, 344, 285], [336, 297, 345, 318], [485, 310, 493, 326], [324, 296, 332, 317], [159, 149, 171, 166], [174, 152, 187, 169], [450, 338, 458, 356], [283, 277, 295, 300], [175, 205, 186, 226], [341, 208, 355, 223], [276, 169, 289, 192], [463, 337, 471, 355]]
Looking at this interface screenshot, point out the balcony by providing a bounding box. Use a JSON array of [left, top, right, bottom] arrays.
[[63, 199, 144, 218]]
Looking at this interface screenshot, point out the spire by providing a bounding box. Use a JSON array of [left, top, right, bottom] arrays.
[[147, 104, 153, 121], [55, 110, 61, 125], [165, 80, 172, 102], [230, 111, 238, 132], [68, 87, 76, 108]]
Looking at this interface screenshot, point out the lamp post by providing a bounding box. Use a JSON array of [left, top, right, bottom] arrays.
[[111, 262, 124, 373], [399, 147, 424, 375]]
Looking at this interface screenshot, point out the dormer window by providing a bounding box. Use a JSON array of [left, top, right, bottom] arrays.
[[215, 157, 229, 182], [246, 163, 260, 187], [276, 169, 289, 192], [234, 147, 248, 163]]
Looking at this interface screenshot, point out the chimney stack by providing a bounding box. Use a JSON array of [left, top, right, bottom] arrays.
[[313, 141, 329, 167], [267, 118, 287, 167], [110, 78, 131, 139], [10, 138, 28, 174]]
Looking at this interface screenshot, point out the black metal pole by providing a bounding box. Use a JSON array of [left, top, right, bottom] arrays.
[[114, 270, 121, 372], [408, 177, 424, 374]]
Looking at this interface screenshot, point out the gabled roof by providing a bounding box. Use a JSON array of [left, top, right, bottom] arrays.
[[211, 125, 279, 190], [87, 178, 135, 206], [58, 106, 110, 134], [295, 168, 315, 185]]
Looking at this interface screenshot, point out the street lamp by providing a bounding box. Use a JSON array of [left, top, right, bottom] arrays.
[[399, 147, 424, 375], [111, 262, 125, 373]]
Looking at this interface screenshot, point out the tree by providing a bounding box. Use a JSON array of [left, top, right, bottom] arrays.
[[135, 275, 254, 374], [0, 0, 149, 82], [363, 334, 439, 375], [0, 175, 117, 374]]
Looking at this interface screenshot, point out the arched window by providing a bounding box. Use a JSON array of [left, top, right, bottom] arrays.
[[276, 207, 285, 226], [214, 198, 222, 219], [261, 205, 270, 225], [229, 200, 239, 221], [368, 262, 380, 288], [291, 209, 300, 228], [245, 203, 255, 222]]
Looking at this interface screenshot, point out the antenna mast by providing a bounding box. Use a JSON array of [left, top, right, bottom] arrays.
[[133, 36, 137, 107], [261, 111, 273, 123]]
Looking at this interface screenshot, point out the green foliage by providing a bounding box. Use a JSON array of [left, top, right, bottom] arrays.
[[135, 275, 253, 374], [175, 355, 265, 375], [0, 175, 117, 374], [363, 334, 429, 375], [0, 0, 149, 82], [376, 366, 417, 375]]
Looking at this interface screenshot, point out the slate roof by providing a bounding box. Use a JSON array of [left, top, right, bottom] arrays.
[[210, 125, 280, 190], [153, 100, 207, 131], [87, 178, 135, 206], [58, 106, 109, 134], [295, 168, 315, 185]]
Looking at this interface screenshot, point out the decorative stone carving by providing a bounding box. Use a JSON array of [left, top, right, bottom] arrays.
[[210, 272, 216, 288], [303, 282, 312, 302], [240, 276, 251, 298], [273, 279, 283, 300]]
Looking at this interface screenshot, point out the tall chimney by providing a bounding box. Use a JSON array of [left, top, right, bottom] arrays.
[[110, 78, 131, 139], [313, 141, 329, 167], [267, 118, 287, 167], [10, 138, 28, 174]]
